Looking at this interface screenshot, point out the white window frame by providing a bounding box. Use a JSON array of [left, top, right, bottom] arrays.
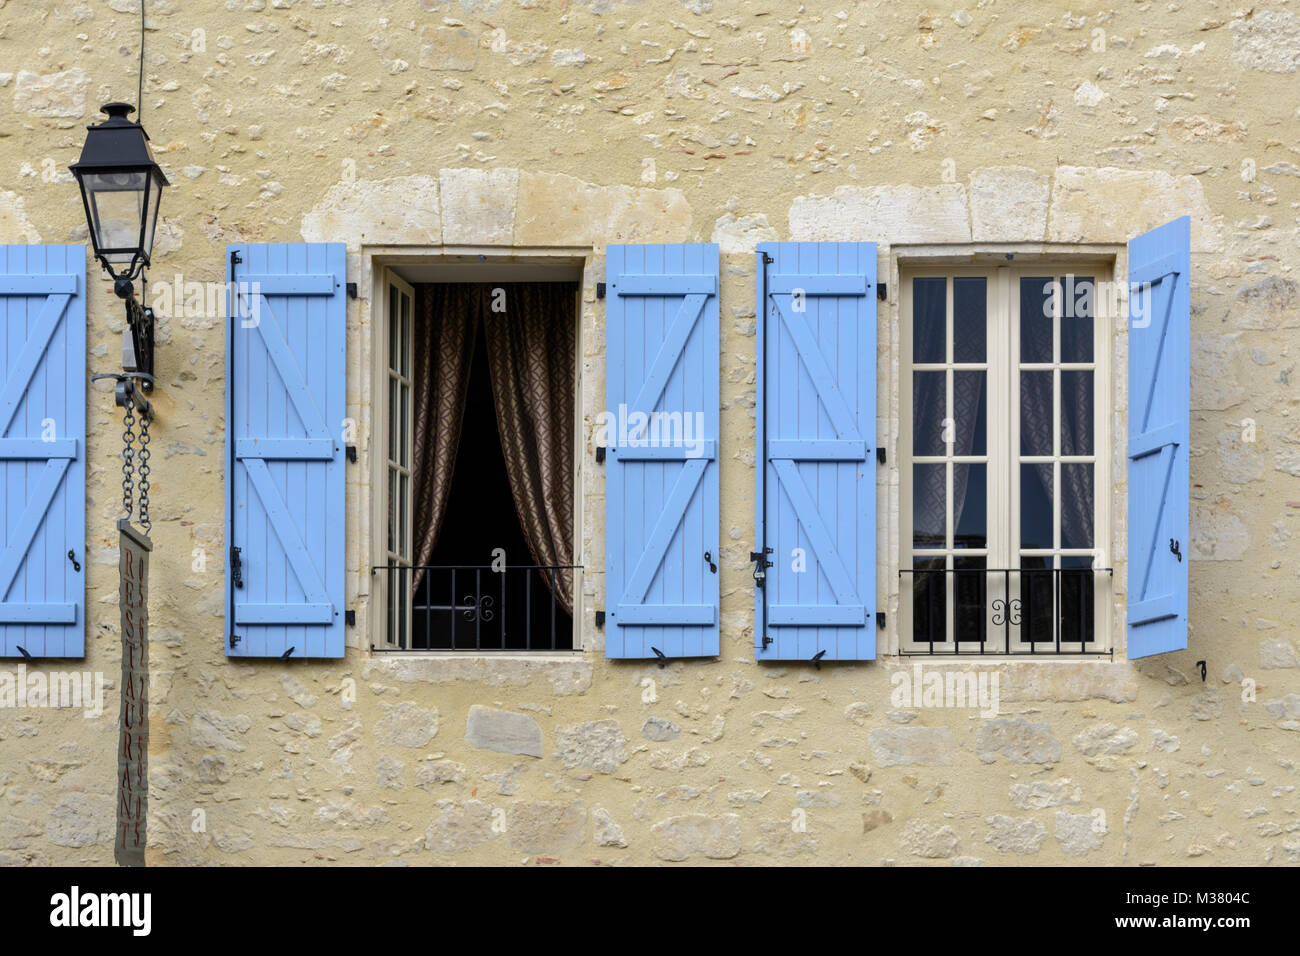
[[382, 274, 414, 649], [898, 261, 1114, 656], [366, 252, 588, 656]]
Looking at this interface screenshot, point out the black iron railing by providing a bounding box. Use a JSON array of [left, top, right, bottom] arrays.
[[899, 566, 1113, 656], [371, 565, 579, 652]]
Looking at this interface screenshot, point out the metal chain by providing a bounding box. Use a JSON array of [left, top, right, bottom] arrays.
[[137, 404, 151, 534], [121, 391, 136, 521]]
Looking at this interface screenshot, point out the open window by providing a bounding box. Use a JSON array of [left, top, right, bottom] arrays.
[[374, 265, 580, 652]]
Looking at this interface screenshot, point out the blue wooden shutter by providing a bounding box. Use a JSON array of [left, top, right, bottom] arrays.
[[226, 243, 346, 658], [1126, 217, 1190, 659], [0, 246, 86, 659], [755, 243, 877, 661], [604, 244, 720, 658]]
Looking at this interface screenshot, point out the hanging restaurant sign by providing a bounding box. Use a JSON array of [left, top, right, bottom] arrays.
[[114, 518, 151, 867]]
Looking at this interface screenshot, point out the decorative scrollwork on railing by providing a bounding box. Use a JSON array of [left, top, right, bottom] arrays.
[[460, 594, 495, 623], [991, 598, 1022, 627]]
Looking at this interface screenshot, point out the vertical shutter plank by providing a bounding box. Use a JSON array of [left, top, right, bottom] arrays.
[[757, 242, 877, 661], [604, 243, 720, 658], [1126, 217, 1190, 658]]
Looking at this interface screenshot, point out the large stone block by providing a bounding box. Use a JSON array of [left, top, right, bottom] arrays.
[[1055, 810, 1105, 856], [985, 815, 1047, 855], [12, 68, 89, 117], [1230, 11, 1300, 73], [976, 718, 1061, 764], [1048, 166, 1221, 252], [651, 813, 742, 861], [440, 168, 518, 245], [374, 701, 439, 748], [301, 176, 441, 248], [556, 719, 627, 773], [465, 705, 543, 757], [425, 799, 500, 853], [46, 793, 113, 849], [868, 726, 957, 766], [789, 184, 970, 244], [901, 820, 961, 858], [507, 800, 587, 853], [513, 171, 692, 247], [968, 167, 1049, 242]]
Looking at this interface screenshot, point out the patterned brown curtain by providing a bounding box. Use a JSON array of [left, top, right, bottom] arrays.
[[481, 283, 577, 614], [411, 284, 479, 596]]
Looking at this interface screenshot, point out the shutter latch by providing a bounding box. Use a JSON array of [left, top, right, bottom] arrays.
[[651, 646, 669, 668], [67, 550, 80, 573], [231, 546, 244, 588], [704, 551, 717, 574], [1169, 538, 1182, 562], [811, 649, 826, 669], [750, 548, 772, 588]]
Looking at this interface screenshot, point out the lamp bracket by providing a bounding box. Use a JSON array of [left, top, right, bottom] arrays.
[[91, 372, 155, 422], [122, 296, 155, 392]]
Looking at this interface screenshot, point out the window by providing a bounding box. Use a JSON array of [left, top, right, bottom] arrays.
[[900, 265, 1112, 655], [373, 268, 580, 652], [384, 277, 414, 649]]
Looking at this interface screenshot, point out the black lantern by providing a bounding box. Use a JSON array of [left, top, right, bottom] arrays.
[[69, 102, 168, 298]]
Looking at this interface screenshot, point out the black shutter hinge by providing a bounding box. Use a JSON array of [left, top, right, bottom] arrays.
[[761, 635, 773, 649], [595, 445, 606, 463], [877, 611, 886, 629], [876, 282, 887, 301], [346, 282, 357, 299], [877, 447, 886, 465], [230, 546, 244, 589], [750, 547, 772, 588], [346, 445, 357, 463], [761, 252, 774, 264], [1169, 538, 1182, 562], [230, 635, 241, 648], [596, 282, 606, 299], [595, 610, 605, 629], [230, 249, 242, 270], [346, 609, 356, 627]]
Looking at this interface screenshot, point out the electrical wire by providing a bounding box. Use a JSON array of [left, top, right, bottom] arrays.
[[137, 0, 145, 117]]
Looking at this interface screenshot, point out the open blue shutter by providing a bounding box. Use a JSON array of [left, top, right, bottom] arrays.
[[1126, 218, 1190, 659], [604, 244, 719, 658], [0, 246, 85, 659], [756, 242, 877, 661], [226, 243, 346, 658]]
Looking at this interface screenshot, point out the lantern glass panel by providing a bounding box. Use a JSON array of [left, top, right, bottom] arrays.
[[82, 170, 148, 264]]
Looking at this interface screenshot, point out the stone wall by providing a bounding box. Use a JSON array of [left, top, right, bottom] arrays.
[[0, 0, 1296, 866]]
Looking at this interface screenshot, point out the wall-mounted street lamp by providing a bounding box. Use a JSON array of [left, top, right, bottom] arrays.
[[69, 101, 167, 392]]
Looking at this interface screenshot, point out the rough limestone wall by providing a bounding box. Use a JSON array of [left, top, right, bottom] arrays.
[[0, 1, 1296, 865]]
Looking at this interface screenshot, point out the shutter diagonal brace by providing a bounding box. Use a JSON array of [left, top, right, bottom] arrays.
[[771, 296, 863, 443], [1129, 269, 1182, 614], [0, 294, 71, 436]]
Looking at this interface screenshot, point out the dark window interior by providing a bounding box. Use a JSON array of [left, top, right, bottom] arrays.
[[409, 299, 573, 651]]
